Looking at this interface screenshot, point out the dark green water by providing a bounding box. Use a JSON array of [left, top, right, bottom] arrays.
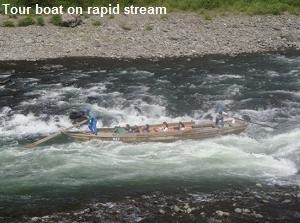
[[0, 53, 299, 217]]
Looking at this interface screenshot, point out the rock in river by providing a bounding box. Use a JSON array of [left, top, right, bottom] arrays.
[[234, 208, 242, 213]]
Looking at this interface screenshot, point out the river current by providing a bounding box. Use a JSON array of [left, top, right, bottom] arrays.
[[0, 53, 299, 217]]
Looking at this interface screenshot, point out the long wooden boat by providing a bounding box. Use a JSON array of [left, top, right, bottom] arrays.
[[64, 119, 249, 143]]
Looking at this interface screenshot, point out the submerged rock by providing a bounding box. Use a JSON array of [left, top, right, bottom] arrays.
[[215, 210, 230, 217], [5, 186, 300, 223], [253, 213, 263, 218], [183, 203, 190, 209], [282, 199, 292, 204], [186, 208, 192, 214], [216, 210, 224, 217], [234, 208, 242, 213], [159, 209, 165, 214], [242, 208, 250, 213], [223, 212, 230, 216], [30, 217, 39, 222], [173, 205, 180, 212], [208, 217, 222, 223]]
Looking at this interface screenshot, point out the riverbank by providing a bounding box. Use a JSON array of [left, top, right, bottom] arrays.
[[0, 13, 299, 61], [3, 185, 300, 223]]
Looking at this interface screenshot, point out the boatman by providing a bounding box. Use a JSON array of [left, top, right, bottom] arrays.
[[215, 109, 228, 127], [215, 108, 236, 127], [85, 109, 97, 135]]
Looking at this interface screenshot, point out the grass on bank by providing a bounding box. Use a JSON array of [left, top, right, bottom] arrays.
[[8, 14, 18, 19], [92, 20, 102, 26], [36, 16, 45, 26], [1, 0, 300, 15], [2, 20, 15, 27], [2, 15, 45, 27], [50, 15, 62, 26], [17, 16, 35, 26]]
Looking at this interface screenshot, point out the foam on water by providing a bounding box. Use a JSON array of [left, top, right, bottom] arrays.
[[266, 70, 280, 77], [272, 55, 300, 64], [0, 111, 72, 138], [87, 101, 194, 127], [0, 132, 298, 193], [216, 74, 243, 79], [0, 102, 191, 140]]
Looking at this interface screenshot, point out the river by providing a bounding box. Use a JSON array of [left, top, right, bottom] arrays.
[[0, 52, 299, 219]]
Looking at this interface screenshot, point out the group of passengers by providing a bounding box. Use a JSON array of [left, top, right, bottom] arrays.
[[83, 107, 232, 135], [161, 121, 186, 131], [123, 109, 231, 134], [124, 121, 189, 134], [125, 124, 150, 133]]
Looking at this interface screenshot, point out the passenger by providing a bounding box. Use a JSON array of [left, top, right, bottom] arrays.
[[144, 124, 150, 132], [162, 122, 169, 132], [178, 122, 185, 130], [139, 124, 149, 133], [125, 124, 133, 133], [132, 125, 140, 133]]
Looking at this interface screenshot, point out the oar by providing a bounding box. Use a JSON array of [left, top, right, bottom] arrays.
[[24, 119, 88, 148], [234, 117, 276, 129]]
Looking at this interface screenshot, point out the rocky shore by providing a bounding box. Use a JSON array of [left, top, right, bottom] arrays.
[[0, 13, 300, 61], [3, 185, 300, 223]]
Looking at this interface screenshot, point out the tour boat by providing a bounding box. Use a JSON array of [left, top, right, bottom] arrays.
[[65, 119, 248, 143]]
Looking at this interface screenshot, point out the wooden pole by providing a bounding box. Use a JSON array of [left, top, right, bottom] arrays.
[[24, 119, 88, 148]]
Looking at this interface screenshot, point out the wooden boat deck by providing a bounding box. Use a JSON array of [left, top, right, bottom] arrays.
[[65, 119, 249, 143]]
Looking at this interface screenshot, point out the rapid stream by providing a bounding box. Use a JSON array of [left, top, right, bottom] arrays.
[[0, 53, 299, 217]]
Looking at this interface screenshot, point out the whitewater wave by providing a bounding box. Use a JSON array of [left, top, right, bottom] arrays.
[[0, 132, 298, 192]]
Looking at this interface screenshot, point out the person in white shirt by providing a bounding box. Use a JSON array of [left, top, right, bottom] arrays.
[[215, 110, 236, 127], [215, 110, 228, 127]]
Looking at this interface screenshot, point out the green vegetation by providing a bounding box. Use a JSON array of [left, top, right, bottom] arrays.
[[50, 15, 62, 26], [83, 13, 90, 19], [202, 11, 212, 20], [36, 16, 45, 26], [145, 25, 153, 31], [92, 20, 102, 26], [17, 16, 35, 26], [8, 14, 18, 19], [1, 0, 300, 15], [2, 20, 15, 27]]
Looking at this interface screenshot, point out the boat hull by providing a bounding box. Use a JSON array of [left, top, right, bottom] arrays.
[[65, 120, 248, 143]]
